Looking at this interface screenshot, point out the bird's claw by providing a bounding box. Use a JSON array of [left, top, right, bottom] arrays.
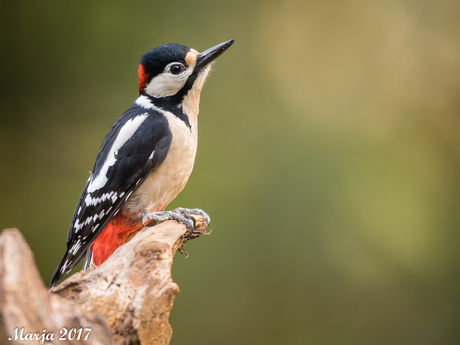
[[142, 208, 210, 237], [171, 207, 211, 225]]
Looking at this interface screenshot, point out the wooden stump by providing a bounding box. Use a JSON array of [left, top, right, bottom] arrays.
[[0, 217, 209, 345]]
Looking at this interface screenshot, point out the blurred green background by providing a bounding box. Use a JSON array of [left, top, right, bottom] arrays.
[[1, 0, 460, 344]]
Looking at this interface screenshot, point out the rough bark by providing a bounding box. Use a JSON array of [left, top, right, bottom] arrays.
[[0, 217, 209, 345]]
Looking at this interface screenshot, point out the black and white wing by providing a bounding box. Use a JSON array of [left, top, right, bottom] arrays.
[[50, 104, 171, 287]]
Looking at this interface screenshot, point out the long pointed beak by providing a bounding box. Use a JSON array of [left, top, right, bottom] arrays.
[[196, 39, 234, 69]]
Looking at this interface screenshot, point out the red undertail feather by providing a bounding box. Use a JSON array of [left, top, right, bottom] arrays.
[[90, 211, 143, 266]]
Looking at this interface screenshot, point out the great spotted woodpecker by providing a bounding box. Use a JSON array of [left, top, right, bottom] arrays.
[[50, 39, 234, 287]]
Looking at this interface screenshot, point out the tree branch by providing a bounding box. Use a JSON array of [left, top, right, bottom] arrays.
[[0, 217, 209, 345]]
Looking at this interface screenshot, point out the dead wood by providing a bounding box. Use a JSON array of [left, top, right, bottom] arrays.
[[0, 217, 209, 345]]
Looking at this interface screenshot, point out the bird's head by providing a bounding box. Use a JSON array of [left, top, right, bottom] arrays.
[[138, 39, 234, 115]]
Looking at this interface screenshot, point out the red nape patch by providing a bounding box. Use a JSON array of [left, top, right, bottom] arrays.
[[138, 64, 149, 93], [90, 212, 143, 266]]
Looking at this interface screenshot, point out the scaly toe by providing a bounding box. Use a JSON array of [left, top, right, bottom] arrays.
[[172, 207, 211, 225], [142, 211, 195, 235]]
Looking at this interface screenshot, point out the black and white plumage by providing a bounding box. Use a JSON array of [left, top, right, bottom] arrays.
[[61, 105, 172, 270], [50, 39, 234, 287]]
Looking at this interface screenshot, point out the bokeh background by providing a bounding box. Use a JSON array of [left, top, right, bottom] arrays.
[[1, 0, 460, 344]]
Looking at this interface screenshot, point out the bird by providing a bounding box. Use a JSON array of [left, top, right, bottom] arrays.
[[50, 39, 234, 288]]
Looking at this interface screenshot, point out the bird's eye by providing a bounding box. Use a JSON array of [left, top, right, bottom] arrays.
[[169, 64, 184, 75]]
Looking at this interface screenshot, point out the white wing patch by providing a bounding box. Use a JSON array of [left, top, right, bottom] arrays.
[[87, 114, 149, 193]]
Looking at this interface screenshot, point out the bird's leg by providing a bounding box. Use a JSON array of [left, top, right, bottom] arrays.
[[142, 208, 210, 237]]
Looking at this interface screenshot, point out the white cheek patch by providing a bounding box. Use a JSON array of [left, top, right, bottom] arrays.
[[145, 67, 194, 98], [145, 56, 197, 98], [145, 73, 188, 98]]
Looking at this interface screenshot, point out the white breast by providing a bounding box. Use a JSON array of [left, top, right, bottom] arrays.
[[126, 111, 198, 213]]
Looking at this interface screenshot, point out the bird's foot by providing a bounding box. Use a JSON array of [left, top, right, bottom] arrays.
[[142, 208, 210, 237], [171, 207, 211, 226]]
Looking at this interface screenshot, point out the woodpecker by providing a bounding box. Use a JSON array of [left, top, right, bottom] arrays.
[[50, 39, 234, 288]]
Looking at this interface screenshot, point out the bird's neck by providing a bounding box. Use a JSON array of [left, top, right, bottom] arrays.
[[177, 68, 210, 131], [136, 94, 197, 131], [179, 88, 201, 131]]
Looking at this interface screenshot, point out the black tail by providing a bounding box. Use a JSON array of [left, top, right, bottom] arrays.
[[49, 249, 86, 288], [49, 251, 69, 288]]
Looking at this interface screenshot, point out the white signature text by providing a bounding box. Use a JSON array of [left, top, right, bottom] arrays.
[[8, 327, 92, 343]]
